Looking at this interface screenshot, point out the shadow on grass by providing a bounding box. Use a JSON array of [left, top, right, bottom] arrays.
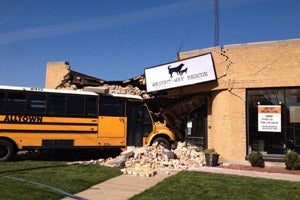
[[1, 148, 121, 174], [0, 163, 70, 174], [14, 148, 122, 162]]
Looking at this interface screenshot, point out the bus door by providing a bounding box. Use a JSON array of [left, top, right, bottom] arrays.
[[126, 101, 143, 147], [98, 97, 126, 140]]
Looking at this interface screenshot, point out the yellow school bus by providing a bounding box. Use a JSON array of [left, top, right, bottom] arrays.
[[0, 85, 176, 161]]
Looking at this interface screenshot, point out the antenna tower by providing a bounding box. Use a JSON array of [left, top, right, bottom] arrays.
[[214, 0, 219, 46]]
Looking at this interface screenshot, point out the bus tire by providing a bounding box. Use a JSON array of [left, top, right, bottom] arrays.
[[152, 137, 171, 150], [0, 140, 16, 161]]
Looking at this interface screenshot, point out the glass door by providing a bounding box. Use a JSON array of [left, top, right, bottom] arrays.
[[247, 89, 284, 154], [285, 89, 300, 152], [247, 88, 300, 155]]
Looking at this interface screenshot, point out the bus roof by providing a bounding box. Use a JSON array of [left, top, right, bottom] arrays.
[[0, 85, 98, 96], [107, 93, 143, 100], [0, 85, 143, 100], [83, 86, 143, 100]]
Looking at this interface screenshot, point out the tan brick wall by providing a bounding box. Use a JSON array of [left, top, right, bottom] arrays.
[[223, 39, 300, 89], [208, 89, 246, 160], [45, 61, 70, 89], [175, 39, 300, 94], [177, 39, 300, 161]]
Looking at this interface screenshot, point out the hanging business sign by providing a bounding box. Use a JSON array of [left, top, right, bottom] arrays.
[[145, 53, 216, 92], [258, 105, 281, 132]]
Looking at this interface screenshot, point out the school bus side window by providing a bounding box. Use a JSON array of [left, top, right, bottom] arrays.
[[48, 94, 66, 115], [67, 95, 84, 116], [28, 92, 46, 114], [86, 96, 98, 117], [99, 96, 125, 116], [4, 91, 26, 114], [0, 91, 4, 113]]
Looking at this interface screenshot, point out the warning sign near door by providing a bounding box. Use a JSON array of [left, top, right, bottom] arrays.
[[258, 105, 281, 132]]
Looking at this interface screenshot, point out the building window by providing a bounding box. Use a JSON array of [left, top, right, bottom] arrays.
[[247, 88, 300, 155], [285, 88, 300, 152]]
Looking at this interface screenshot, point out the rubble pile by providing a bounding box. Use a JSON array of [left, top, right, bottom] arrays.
[[107, 84, 150, 99], [67, 142, 205, 177], [121, 142, 205, 177]]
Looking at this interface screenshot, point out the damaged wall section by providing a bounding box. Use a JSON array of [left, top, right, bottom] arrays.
[[44, 39, 300, 162], [44, 61, 205, 143], [45, 61, 149, 98]]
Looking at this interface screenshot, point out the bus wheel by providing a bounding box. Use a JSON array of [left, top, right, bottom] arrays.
[[152, 137, 171, 150], [0, 140, 16, 161]]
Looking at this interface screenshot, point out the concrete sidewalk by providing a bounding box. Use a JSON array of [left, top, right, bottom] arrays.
[[63, 167, 300, 200], [63, 171, 178, 200]]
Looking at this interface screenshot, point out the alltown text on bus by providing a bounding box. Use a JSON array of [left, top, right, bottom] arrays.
[[4, 115, 43, 123]]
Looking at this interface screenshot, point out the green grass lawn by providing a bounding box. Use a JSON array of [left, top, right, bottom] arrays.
[[130, 171, 300, 200], [1, 162, 300, 200], [0, 160, 122, 200]]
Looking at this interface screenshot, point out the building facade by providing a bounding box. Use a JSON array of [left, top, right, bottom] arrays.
[[45, 39, 300, 163], [168, 39, 300, 163]]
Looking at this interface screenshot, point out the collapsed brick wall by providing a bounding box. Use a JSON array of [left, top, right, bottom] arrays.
[[45, 61, 71, 89], [68, 142, 206, 177], [45, 62, 150, 98]]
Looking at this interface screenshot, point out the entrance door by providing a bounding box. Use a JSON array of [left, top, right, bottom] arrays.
[[186, 104, 207, 149], [247, 89, 285, 154], [126, 101, 143, 147], [285, 89, 300, 152]]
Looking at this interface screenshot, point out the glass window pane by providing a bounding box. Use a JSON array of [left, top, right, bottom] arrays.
[[4, 91, 26, 113], [285, 88, 300, 151], [67, 95, 84, 116], [86, 96, 98, 117], [48, 94, 66, 115], [28, 92, 46, 114], [99, 97, 124, 116], [0, 91, 5, 113], [141, 105, 153, 136], [247, 89, 284, 154]]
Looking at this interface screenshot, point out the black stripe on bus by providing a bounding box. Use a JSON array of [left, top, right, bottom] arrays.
[[22, 146, 125, 149], [0, 122, 98, 126], [0, 129, 98, 134]]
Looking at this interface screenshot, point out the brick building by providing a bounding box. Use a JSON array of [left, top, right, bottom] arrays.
[[168, 38, 300, 163], [45, 38, 300, 163]]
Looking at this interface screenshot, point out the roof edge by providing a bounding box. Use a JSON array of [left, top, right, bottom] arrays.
[[223, 38, 300, 49]]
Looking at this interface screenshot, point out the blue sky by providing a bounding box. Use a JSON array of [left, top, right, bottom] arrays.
[[0, 0, 299, 87]]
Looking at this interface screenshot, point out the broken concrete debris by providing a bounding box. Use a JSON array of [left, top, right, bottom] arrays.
[[67, 142, 205, 177], [83, 84, 150, 99], [106, 84, 150, 99]]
